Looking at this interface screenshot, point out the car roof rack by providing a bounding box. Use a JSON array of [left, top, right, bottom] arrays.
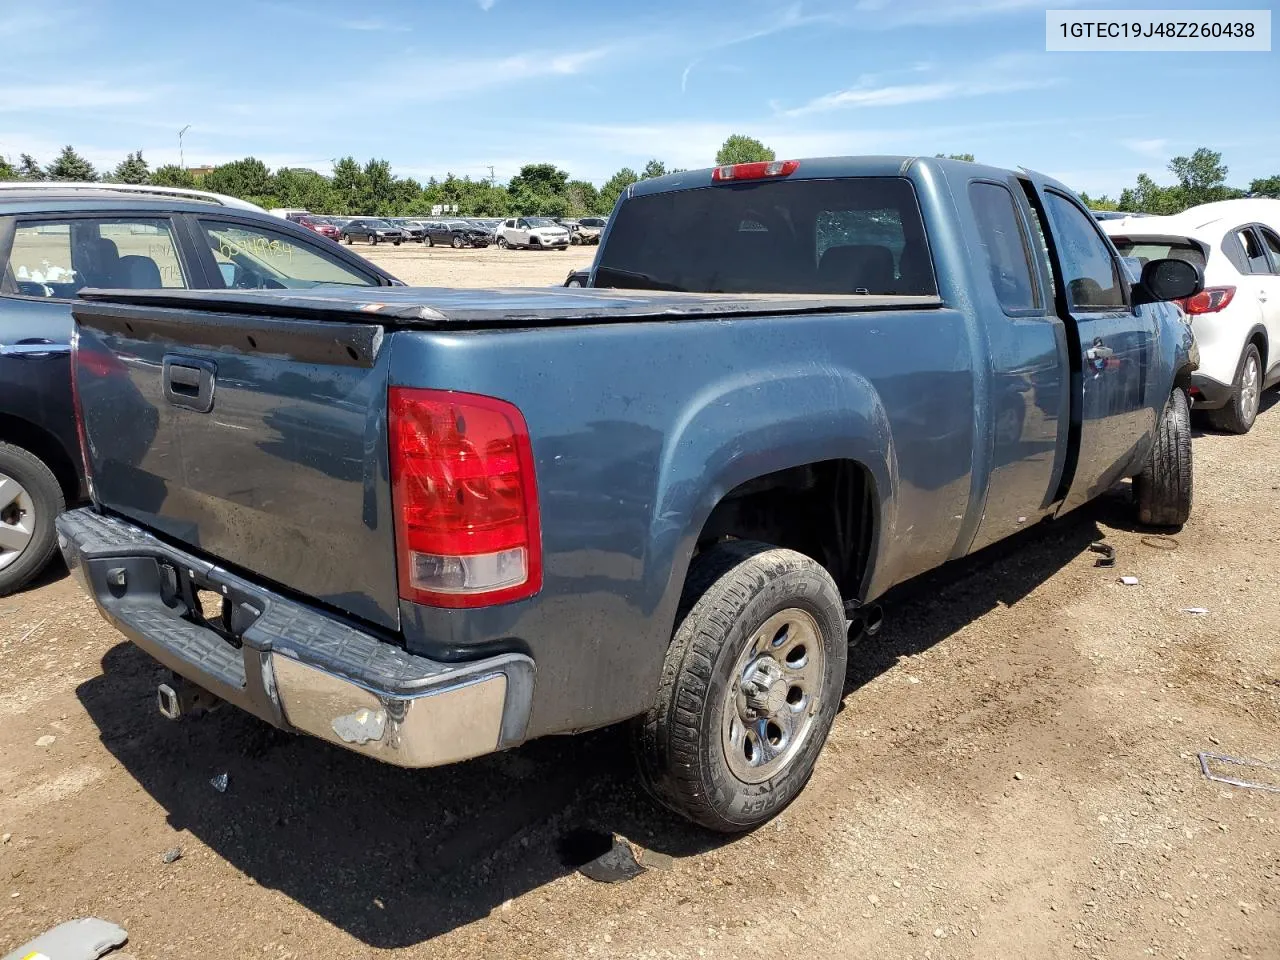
[[0, 181, 266, 212]]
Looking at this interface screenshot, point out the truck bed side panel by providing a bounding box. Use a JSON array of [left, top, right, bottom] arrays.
[[390, 307, 975, 738]]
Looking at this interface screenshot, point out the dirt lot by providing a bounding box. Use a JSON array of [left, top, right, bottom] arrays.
[[360, 241, 595, 287], [2, 318, 1278, 957]]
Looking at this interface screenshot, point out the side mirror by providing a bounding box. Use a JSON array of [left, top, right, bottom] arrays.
[[1133, 257, 1203, 306]]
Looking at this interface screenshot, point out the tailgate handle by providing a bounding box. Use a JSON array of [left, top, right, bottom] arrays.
[[163, 356, 217, 413]]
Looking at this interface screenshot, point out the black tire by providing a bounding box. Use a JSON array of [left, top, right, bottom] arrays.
[[426, 235, 434, 247], [369, 235, 378, 246], [0, 442, 65, 596], [451, 235, 464, 249], [343, 235, 352, 245], [1134, 388, 1192, 528], [1206, 343, 1262, 435], [393, 239, 401, 246], [633, 541, 847, 832], [497, 237, 508, 249]]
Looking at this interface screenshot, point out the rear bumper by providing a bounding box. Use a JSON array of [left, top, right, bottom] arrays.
[[1189, 371, 1233, 410], [56, 508, 534, 768]]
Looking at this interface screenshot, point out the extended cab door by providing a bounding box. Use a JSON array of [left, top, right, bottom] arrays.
[[1030, 184, 1158, 513]]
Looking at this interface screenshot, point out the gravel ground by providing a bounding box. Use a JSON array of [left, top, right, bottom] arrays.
[[358, 240, 596, 287], [1, 327, 1277, 958]]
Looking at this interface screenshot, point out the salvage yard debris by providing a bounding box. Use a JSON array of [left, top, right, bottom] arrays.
[[1198, 752, 1280, 794]]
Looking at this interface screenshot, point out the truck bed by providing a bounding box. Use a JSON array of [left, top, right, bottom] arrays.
[[76, 285, 943, 328]]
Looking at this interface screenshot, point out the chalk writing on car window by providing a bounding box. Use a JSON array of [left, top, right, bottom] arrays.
[[218, 233, 295, 263]]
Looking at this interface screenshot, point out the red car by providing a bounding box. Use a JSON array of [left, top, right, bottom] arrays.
[[297, 217, 341, 242]]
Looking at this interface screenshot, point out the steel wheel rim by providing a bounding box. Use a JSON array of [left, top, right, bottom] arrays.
[[1241, 354, 1260, 422], [0, 472, 36, 571], [721, 607, 826, 784]]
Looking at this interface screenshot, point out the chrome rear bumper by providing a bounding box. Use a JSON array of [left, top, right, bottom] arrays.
[[56, 508, 534, 768]]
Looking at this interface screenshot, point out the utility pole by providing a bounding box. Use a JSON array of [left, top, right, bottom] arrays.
[[178, 125, 191, 170]]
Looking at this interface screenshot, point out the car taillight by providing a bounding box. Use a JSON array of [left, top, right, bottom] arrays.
[[1179, 286, 1235, 315], [389, 387, 542, 608], [711, 159, 800, 182]]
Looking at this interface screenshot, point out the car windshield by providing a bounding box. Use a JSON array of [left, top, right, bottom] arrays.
[[1108, 236, 1207, 271], [526, 217, 557, 227]]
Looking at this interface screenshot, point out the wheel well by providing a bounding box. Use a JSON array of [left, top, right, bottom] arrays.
[[0, 413, 81, 504], [695, 459, 876, 601], [1249, 330, 1267, 374]]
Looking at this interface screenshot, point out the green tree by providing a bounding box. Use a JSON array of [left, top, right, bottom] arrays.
[[1079, 191, 1120, 211], [360, 158, 396, 215], [1249, 175, 1280, 198], [1117, 173, 1185, 216], [330, 156, 365, 214], [273, 167, 335, 211], [110, 151, 150, 184], [1167, 148, 1234, 207], [935, 152, 976, 162], [715, 134, 774, 165], [596, 166, 639, 214], [0, 156, 16, 181], [641, 159, 668, 180], [564, 179, 600, 217], [150, 164, 196, 188], [202, 157, 273, 203], [45, 145, 97, 181], [18, 154, 44, 180], [507, 162, 571, 215]]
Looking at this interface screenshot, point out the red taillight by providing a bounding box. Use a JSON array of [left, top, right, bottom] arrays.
[[389, 387, 542, 608], [711, 159, 800, 182], [1179, 286, 1235, 315]]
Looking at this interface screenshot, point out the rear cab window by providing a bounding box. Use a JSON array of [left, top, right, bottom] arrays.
[[594, 176, 937, 295], [969, 181, 1040, 313], [4, 217, 187, 299]]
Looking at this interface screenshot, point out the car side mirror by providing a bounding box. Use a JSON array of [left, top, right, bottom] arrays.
[[1133, 257, 1203, 306]]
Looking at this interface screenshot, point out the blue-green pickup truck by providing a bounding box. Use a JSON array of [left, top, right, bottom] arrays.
[[58, 156, 1200, 830]]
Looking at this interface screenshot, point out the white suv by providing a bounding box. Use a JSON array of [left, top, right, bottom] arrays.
[[497, 217, 571, 250], [1103, 199, 1280, 433]]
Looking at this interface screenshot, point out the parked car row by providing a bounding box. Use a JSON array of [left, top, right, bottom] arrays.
[[274, 209, 610, 252]]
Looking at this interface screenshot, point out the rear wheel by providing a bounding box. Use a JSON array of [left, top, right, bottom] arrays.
[[1206, 343, 1262, 435], [1134, 388, 1192, 528], [633, 541, 847, 832], [0, 443, 65, 596]]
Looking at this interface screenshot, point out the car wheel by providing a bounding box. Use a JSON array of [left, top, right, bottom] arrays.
[[393, 239, 402, 246], [566, 279, 583, 288], [1206, 343, 1262, 435], [1134, 388, 1192, 528], [497, 237, 508, 249], [369, 236, 378, 245], [0, 443, 66, 596], [452, 235, 464, 249], [343, 235, 352, 245], [633, 540, 847, 832]]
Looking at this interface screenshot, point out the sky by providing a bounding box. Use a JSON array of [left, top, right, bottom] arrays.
[[1, 0, 1276, 197]]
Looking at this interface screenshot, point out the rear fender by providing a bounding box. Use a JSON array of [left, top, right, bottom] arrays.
[[649, 363, 896, 640]]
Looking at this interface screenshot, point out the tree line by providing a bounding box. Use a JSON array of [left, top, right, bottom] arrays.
[[3, 138, 1274, 218]]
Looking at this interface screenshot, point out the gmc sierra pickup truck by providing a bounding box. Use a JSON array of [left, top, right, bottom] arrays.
[[59, 156, 1201, 831]]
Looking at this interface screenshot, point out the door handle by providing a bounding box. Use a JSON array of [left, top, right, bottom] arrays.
[[162, 355, 217, 413]]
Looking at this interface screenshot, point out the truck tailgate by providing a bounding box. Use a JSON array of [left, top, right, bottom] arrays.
[[71, 300, 400, 630]]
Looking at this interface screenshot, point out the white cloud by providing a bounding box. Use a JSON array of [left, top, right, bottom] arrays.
[[338, 18, 411, 32], [779, 55, 1059, 117], [476, 0, 497, 9], [851, 0, 1090, 27], [1122, 138, 1169, 158], [0, 82, 157, 112]]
